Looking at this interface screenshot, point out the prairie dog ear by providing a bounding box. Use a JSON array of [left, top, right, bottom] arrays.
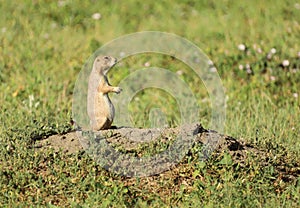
[[93, 56, 105, 73], [92, 55, 116, 74]]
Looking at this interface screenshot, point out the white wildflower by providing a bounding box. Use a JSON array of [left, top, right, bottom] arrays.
[[207, 60, 214, 66], [246, 68, 252, 74], [270, 76, 276, 81], [92, 13, 101, 20], [270, 48, 276, 54], [209, 67, 217, 73], [176, 70, 183, 75], [257, 48, 262, 54], [238, 44, 246, 51], [282, 60, 290, 67], [58, 0, 66, 7]]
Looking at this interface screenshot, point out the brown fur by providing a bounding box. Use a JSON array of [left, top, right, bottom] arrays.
[[87, 55, 121, 130]]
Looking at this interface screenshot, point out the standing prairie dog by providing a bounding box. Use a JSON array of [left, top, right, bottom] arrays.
[[87, 55, 122, 131]]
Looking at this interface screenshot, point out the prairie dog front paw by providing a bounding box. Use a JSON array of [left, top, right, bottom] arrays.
[[114, 87, 122, 94]]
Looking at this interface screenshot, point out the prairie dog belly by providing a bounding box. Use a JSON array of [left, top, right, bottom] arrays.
[[95, 93, 114, 121]]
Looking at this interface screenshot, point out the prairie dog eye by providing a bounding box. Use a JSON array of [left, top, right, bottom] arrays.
[[104, 56, 110, 60]]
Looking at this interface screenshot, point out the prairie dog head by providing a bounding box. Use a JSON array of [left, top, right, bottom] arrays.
[[92, 55, 117, 75]]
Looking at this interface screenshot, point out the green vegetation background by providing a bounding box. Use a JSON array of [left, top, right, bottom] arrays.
[[0, 0, 299, 207]]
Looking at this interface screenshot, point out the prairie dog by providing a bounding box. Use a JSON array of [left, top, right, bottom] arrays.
[[87, 55, 121, 130]]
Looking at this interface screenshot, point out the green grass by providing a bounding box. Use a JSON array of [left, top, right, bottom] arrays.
[[1, 0, 300, 207]]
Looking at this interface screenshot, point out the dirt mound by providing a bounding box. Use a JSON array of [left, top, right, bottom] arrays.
[[35, 123, 299, 180]]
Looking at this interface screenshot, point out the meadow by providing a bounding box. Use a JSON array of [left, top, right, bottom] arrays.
[[0, 0, 300, 207]]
